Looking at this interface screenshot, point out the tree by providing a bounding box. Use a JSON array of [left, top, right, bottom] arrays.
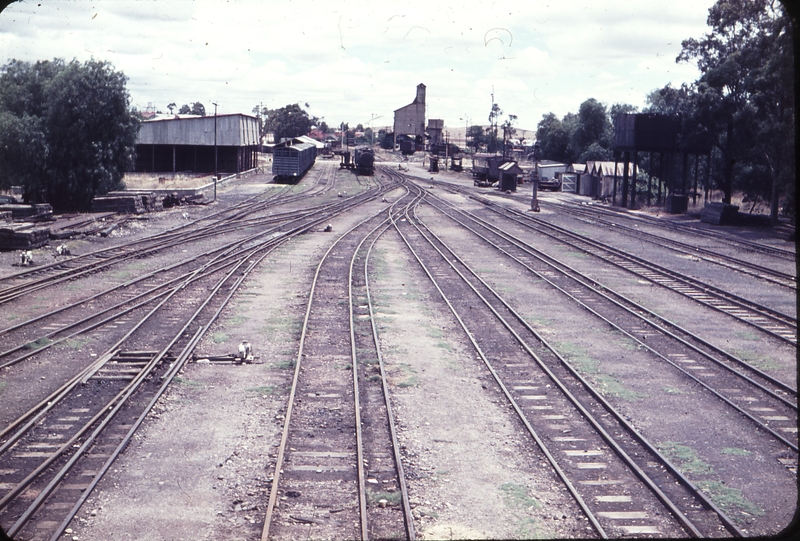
[[178, 104, 191, 114], [501, 114, 517, 157], [190, 102, 206, 116], [571, 98, 612, 162], [167, 102, 176, 114], [535, 112, 571, 163], [466, 125, 486, 152], [268, 103, 314, 143], [0, 58, 139, 211], [676, 0, 793, 211], [487, 102, 503, 152]]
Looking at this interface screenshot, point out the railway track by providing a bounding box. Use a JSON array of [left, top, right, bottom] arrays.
[[0, 171, 395, 540], [262, 186, 415, 540], [0, 163, 341, 306], [542, 199, 795, 290], [546, 196, 796, 262], [452, 191, 797, 346], [383, 172, 742, 537], [416, 188, 797, 453]]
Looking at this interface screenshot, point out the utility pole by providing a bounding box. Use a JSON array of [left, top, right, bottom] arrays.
[[212, 102, 218, 201], [530, 142, 541, 212]]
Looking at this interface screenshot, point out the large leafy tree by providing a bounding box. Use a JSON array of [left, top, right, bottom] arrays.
[[677, 0, 794, 218], [466, 125, 486, 152], [571, 98, 613, 162], [535, 113, 571, 163], [263, 103, 316, 143], [0, 58, 139, 210], [536, 98, 616, 164]]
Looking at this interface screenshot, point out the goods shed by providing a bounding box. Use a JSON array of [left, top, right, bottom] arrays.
[[134, 113, 260, 175]]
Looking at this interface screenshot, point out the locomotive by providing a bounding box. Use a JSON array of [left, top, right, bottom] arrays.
[[353, 147, 375, 176]]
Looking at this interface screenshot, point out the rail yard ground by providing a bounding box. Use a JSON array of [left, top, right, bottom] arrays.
[[0, 154, 796, 540]]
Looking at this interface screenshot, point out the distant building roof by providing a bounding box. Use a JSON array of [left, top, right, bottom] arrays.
[[295, 135, 326, 149]]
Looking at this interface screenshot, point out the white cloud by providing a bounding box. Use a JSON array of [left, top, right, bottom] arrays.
[[0, 0, 718, 132]]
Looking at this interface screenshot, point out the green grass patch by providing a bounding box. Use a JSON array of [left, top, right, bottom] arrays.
[[696, 481, 764, 518], [526, 316, 552, 327], [66, 338, 91, 350], [594, 374, 646, 401], [658, 441, 715, 476], [174, 377, 203, 388], [662, 386, 685, 395], [555, 341, 598, 373], [211, 332, 229, 344], [435, 341, 452, 351], [225, 315, 247, 326], [245, 385, 279, 395], [734, 331, 759, 341], [366, 490, 401, 506], [729, 348, 783, 371], [396, 365, 418, 388], [271, 359, 295, 370], [500, 482, 541, 510], [24, 337, 53, 350], [745, 357, 782, 371], [613, 333, 639, 351], [427, 326, 444, 339], [0, 381, 7, 396], [721, 447, 752, 457], [563, 250, 589, 259], [514, 517, 547, 539]]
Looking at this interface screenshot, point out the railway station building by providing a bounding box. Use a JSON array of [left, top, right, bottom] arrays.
[[133, 113, 260, 175]]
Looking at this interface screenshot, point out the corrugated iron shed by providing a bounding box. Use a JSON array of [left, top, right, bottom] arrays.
[[137, 113, 259, 147]]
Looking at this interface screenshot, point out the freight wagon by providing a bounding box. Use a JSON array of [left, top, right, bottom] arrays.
[[272, 140, 316, 183]]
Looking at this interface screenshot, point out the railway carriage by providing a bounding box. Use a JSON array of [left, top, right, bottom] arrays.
[[272, 140, 316, 183]]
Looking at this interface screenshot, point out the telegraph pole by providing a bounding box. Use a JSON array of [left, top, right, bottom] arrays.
[[212, 102, 218, 201]]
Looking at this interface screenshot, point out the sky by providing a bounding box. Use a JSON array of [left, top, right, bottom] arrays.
[[0, 0, 718, 137]]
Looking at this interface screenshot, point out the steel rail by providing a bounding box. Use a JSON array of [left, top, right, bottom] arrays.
[[428, 194, 798, 398], [381, 178, 609, 539], [475, 197, 797, 345], [47, 202, 310, 541], [362, 204, 416, 541], [0, 169, 337, 304], [0, 179, 384, 345], [4, 177, 348, 538], [260, 181, 405, 541], [547, 197, 796, 261], [550, 204, 795, 289], [399, 187, 743, 537], [419, 192, 797, 454], [345, 192, 427, 538]]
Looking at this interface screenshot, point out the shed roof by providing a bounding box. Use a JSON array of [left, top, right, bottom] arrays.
[[274, 141, 315, 152], [295, 135, 326, 149], [498, 161, 523, 174]]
